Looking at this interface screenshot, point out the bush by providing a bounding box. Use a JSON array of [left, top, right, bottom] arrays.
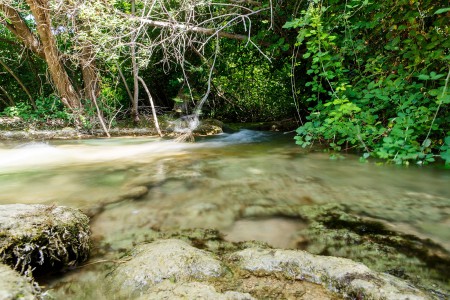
[[285, 1, 450, 165], [1, 96, 70, 124]]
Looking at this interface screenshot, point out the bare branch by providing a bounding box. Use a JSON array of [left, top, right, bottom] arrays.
[[0, 85, 15, 106], [91, 89, 111, 138], [115, 62, 134, 103], [137, 76, 163, 137], [126, 15, 250, 41], [228, 0, 262, 6], [0, 58, 36, 109]]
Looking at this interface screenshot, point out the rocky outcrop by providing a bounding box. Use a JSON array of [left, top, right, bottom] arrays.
[[0, 204, 90, 274], [107, 239, 223, 298], [103, 237, 430, 300], [230, 247, 430, 300], [0, 264, 39, 300]]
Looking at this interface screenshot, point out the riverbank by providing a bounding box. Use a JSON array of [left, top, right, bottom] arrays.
[[0, 116, 299, 141]]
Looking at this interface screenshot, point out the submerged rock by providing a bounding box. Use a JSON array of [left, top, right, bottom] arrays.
[[118, 186, 149, 200], [107, 239, 223, 298], [135, 282, 254, 300], [0, 204, 90, 274], [0, 264, 39, 300], [230, 248, 430, 300]]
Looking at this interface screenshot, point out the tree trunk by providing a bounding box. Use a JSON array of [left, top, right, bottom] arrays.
[[80, 45, 100, 102], [130, 0, 140, 122], [0, 3, 44, 59], [26, 0, 81, 111]]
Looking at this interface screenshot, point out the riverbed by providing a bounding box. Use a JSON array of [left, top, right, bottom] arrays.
[[0, 130, 449, 297]]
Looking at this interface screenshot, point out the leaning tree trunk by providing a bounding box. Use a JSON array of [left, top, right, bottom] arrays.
[[26, 0, 81, 111], [0, 3, 44, 59], [80, 45, 100, 103]]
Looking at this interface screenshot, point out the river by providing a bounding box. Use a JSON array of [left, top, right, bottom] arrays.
[[0, 129, 449, 297]]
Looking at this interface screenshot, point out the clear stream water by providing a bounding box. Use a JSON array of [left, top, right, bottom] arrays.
[[0, 130, 449, 296]]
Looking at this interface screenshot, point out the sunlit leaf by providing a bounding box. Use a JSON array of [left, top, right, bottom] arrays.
[[434, 7, 450, 14]]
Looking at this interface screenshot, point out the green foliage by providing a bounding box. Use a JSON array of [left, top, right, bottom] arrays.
[[286, 0, 450, 165], [99, 80, 125, 120], [207, 41, 294, 122], [1, 96, 70, 123]]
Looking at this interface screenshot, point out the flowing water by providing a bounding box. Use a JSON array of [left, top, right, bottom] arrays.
[[0, 130, 449, 296]]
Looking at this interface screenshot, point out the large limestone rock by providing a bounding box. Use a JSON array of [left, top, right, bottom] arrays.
[[0, 204, 90, 274], [103, 236, 431, 300], [230, 248, 430, 300], [107, 239, 223, 298], [0, 264, 39, 300]]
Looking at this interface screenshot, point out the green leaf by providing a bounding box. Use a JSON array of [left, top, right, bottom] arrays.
[[283, 19, 301, 29], [418, 74, 430, 80], [439, 94, 450, 104], [429, 89, 440, 96], [441, 149, 450, 164], [434, 8, 450, 14], [422, 138, 431, 148], [445, 136, 450, 146], [430, 73, 445, 80]]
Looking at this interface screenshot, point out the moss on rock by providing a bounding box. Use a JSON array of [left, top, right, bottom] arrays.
[[0, 263, 40, 300], [0, 204, 90, 275], [106, 239, 224, 298], [230, 247, 429, 300], [290, 205, 450, 296], [103, 233, 430, 300]]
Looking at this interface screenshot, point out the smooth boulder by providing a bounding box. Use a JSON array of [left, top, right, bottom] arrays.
[[107, 239, 223, 298]]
